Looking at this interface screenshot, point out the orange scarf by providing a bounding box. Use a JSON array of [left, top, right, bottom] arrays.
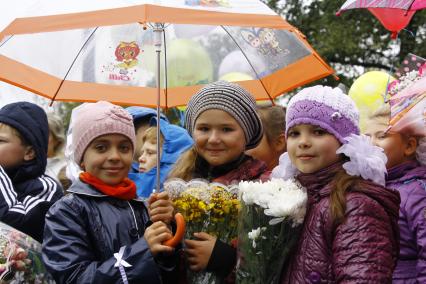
[[79, 172, 136, 200]]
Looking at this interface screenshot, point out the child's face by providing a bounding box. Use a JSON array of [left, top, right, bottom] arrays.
[[134, 123, 150, 161], [0, 123, 34, 169], [245, 133, 285, 170], [193, 109, 246, 167], [364, 119, 412, 169], [138, 141, 158, 173], [47, 132, 58, 158], [287, 124, 341, 174], [81, 134, 133, 186]]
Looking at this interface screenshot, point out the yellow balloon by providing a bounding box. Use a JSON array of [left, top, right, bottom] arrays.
[[219, 72, 253, 82], [349, 71, 395, 132]]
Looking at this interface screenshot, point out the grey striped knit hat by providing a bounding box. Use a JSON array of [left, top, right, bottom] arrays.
[[185, 81, 263, 150]]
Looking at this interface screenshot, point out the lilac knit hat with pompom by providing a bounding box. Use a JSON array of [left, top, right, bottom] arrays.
[[285, 85, 360, 144], [72, 101, 136, 164]]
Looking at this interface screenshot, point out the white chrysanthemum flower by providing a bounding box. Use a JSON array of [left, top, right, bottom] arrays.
[[248, 227, 267, 248], [239, 181, 258, 205], [239, 178, 307, 226], [264, 188, 307, 222], [253, 186, 276, 208]]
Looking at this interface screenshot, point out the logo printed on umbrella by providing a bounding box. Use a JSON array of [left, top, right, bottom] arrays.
[[101, 41, 143, 82], [241, 28, 289, 57]]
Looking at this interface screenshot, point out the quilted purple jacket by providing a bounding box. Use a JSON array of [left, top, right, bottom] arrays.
[[281, 162, 400, 284], [386, 160, 426, 284]]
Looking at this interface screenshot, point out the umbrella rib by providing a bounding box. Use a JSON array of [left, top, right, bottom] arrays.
[[50, 27, 99, 105], [163, 27, 168, 109], [220, 25, 274, 104], [0, 35, 14, 48]]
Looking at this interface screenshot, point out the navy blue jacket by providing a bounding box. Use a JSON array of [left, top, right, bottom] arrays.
[[42, 180, 177, 283], [0, 102, 63, 242]]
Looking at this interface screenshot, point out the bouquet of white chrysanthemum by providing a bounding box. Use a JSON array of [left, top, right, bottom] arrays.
[[236, 178, 307, 284]]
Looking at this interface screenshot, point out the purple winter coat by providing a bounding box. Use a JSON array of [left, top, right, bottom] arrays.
[[281, 162, 400, 284], [386, 160, 426, 284]]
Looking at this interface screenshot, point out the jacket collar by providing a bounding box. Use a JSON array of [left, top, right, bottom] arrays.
[[68, 179, 145, 202], [387, 160, 426, 184], [297, 161, 344, 199], [193, 154, 247, 180]]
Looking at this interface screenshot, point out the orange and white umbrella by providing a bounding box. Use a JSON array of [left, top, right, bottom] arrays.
[[0, 1, 335, 242], [0, 0, 334, 108]]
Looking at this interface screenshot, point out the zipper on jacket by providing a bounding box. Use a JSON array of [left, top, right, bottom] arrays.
[[127, 201, 140, 239]]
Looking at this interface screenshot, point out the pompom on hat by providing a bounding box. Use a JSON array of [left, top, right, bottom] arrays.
[[72, 101, 136, 165], [273, 85, 388, 186], [185, 81, 263, 150]]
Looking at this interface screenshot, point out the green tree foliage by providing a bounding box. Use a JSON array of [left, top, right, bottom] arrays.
[[265, 0, 426, 88]]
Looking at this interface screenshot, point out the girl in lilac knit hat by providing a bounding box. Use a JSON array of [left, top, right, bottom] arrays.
[[365, 103, 426, 283], [273, 85, 400, 283]]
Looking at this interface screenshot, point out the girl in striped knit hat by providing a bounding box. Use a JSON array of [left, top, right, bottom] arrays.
[[169, 81, 268, 282]]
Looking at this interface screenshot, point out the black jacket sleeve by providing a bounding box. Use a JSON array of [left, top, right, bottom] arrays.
[[0, 166, 63, 242], [206, 239, 237, 278]]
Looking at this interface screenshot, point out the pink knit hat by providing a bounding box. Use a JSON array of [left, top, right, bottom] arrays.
[[72, 101, 136, 164]]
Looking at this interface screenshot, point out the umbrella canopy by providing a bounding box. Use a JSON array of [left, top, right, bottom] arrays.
[[387, 63, 426, 136], [337, 0, 426, 39], [0, 0, 333, 108]]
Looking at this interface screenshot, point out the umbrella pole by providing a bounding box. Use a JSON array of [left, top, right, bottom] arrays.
[[153, 24, 164, 193]]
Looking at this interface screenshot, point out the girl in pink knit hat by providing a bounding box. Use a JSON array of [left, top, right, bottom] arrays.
[[42, 101, 178, 284]]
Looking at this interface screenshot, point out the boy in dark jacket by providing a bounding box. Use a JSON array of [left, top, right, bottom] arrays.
[[0, 102, 63, 242]]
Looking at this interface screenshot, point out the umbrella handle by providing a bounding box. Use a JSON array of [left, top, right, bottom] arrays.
[[163, 213, 186, 247], [149, 193, 186, 247]]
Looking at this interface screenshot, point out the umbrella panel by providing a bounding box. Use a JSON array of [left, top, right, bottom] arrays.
[[0, 23, 312, 106]]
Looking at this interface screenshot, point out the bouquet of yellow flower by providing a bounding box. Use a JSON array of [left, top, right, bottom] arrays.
[[0, 222, 54, 283], [236, 178, 307, 284], [164, 178, 240, 284]]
